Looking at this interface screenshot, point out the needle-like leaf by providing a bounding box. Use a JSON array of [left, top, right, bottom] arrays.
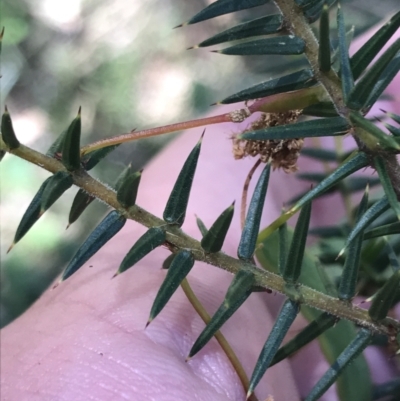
[[116, 170, 142, 209], [68, 189, 95, 228], [163, 133, 203, 226], [61, 210, 126, 281], [238, 163, 271, 260], [364, 221, 400, 240], [61, 108, 82, 171], [1, 106, 20, 149]]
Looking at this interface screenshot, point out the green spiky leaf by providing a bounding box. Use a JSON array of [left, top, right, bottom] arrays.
[[40, 171, 73, 214], [61, 108, 82, 171], [215, 36, 305, 56], [81, 144, 120, 171], [46, 130, 68, 157], [337, 5, 354, 101], [349, 111, 400, 151], [201, 201, 235, 253], [68, 189, 95, 228], [338, 187, 369, 300], [282, 201, 312, 284], [188, 269, 255, 358], [238, 163, 271, 260], [374, 156, 400, 220], [116, 170, 142, 209], [61, 210, 126, 281], [304, 328, 372, 401], [195, 14, 283, 48], [163, 133, 203, 226], [239, 117, 349, 141], [369, 270, 400, 322], [218, 68, 315, 104], [347, 39, 400, 110], [195, 214, 208, 236], [1, 106, 20, 149], [180, 0, 270, 26], [117, 227, 166, 275], [247, 299, 300, 398], [364, 221, 400, 240], [270, 312, 336, 367], [162, 253, 176, 270], [350, 10, 400, 80], [148, 250, 195, 324]]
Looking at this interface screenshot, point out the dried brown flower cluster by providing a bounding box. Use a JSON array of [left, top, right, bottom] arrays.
[[232, 111, 304, 173]]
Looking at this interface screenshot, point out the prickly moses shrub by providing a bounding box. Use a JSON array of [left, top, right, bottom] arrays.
[[1, 1, 400, 401]]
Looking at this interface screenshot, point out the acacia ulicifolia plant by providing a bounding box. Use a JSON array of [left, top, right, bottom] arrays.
[[1, 1, 400, 400]]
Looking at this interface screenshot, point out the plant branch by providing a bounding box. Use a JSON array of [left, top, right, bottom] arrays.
[[2, 139, 399, 338]]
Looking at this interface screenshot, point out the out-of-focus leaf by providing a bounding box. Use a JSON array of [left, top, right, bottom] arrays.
[[179, 0, 270, 26], [117, 227, 166, 275], [337, 5, 354, 102], [163, 133, 203, 227], [364, 221, 400, 240], [304, 328, 372, 401], [188, 269, 254, 358], [350, 10, 400, 80], [347, 39, 400, 110], [302, 102, 338, 117], [318, 4, 331, 72], [372, 379, 400, 401], [300, 147, 338, 162], [1, 106, 19, 149], [238, 163, 271, 260], [61, 211, 126, 281], [374, 156, 400, 219], [215, 36, 306, 56], [195, 14, 283, 48], [46, 130, 67, 157], [61, 108, 82, 171], [201, 202, 235, 253], [217, 69, 315, 104], [81, 144, 120, 171], [247, 299, 300, 398], [338, 187, 369, 300], [195, 214, 208, 236], [270, 312, 336, 367], [148, 250, 194, 323], [239, 117, 349, 141]]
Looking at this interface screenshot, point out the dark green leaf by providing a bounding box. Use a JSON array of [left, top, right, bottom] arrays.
[[163, 133, 203, 226], [40, 171, 73, 214], [270, 312, 336, 367], [114, 164, 134, 191], [338, 187, 369, 300], [304, 328, 372, 401], [215, 36, 305, 56], [239, 117, 349, 141], [81, 144, 120, 171], [300, 147, 338, 162], [180, 0, 270, 26], [305, 0, 337, 23], [195, 14, 283, 48], [1, 106, 20, 149], [238, 163, 271, 260], [9, 177, 52, 250], [350, 10, 400, 80], [386, 110, 400, 125], [188, 270, 255, 358], [46, 130, 67, 157], [309, 225, 348, 238], [364, 53, 400, 111], [364, 221, 400, 240], [372, 379, 400, 401], [349, 111, 400, 151], [282, 202, 312, 284], [247, 299, 300, 398], [116, 170, 142, 209], [278, 222, 288, 275], [318, 4, 331, 72], [339, 196, 390, 257], [162, 253, 176, 270], [337, 5, 354, 102], [302, 102, 338, 117], [218, 68, 315, 105], [201, 202, 235, 253], [195, 214, 208, 236], [61, 108, 82, 171], [369, 270, 400, 321], [148, 250, 195, 323], [61, 211, 126, 281], [374, 156, 400, 219], [68, 189, 95, 227], [385, 122, 400, 137], [117, 227, 166, 275], [347, 38, 400, 110]]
